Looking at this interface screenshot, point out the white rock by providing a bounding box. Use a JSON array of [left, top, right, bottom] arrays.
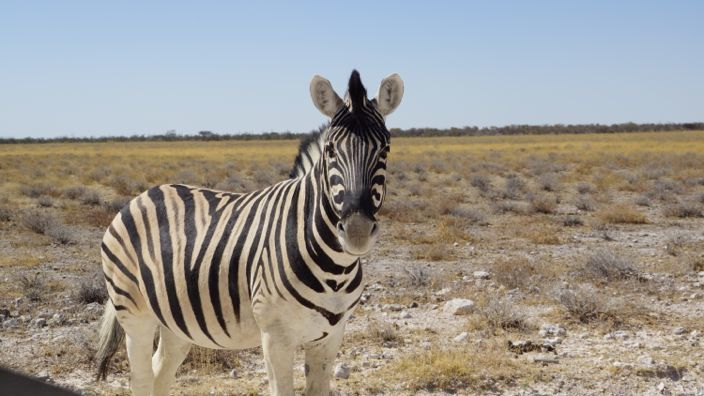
[[443, 299, 475, 315], [399, 310, 411, 319], [2, 318, 19, 329], [639, 355, 655, 366], [539, 324, 566, 337], [333, 363, 350, 379], [543, 337, 562, 347], [657, 382, 665, 392], [382, 304, 404, 312], [673, 327, 686, 335], [528, 354, 559, 364], [473, 271, 490, 280], [435, 287, 452, 296], [32, 318, 47, 328], [453, 332, 469, 343]]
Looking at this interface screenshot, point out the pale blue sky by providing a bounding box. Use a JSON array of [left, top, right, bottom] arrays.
[[1, 1, 702, 138]]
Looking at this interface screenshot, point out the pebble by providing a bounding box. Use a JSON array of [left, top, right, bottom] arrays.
[[32, 318, 47, 328], [382, 304, 404, 312], [473, 271, 490, 280], [543, 337, 562, 347], [604, 331, 629, 340], [84, 302, 103, 316], [229, 368, 237, 379], [443, 299, 475, 315], [2, 318, 19, 329], [334, 363, 350, 379], [528, 354, 559, 364], [435, 287, 452, 296], [453, 332, 469, 343], [673, 327, 686, 335], [399, 310, 411, 319], [639, 355, 655, 366], [36, 370, 50, 381]]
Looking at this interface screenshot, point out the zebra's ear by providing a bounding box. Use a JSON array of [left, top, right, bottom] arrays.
[[310, 75, 344, 118], [373, 73, 404, 117]]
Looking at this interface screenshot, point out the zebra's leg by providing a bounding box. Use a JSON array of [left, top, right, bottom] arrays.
[[303, 329, 344, 396], [261, 330, 295, 396], [122, 315, 158, 396], [152, 326, 191, 396]]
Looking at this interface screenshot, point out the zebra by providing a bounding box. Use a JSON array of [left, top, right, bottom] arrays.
[[95, 70, 404, 396]]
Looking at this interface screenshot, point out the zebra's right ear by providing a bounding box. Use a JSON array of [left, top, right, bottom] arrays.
[[310, 75, 344, 118]]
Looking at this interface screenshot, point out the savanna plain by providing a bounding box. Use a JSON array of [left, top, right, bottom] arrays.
[[1, 131, 703, 395]]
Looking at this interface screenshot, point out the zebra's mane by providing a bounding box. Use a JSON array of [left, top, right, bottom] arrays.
[[289, 123, 328, 178]]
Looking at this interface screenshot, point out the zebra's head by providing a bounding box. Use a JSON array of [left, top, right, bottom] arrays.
[[309, 70, 404, 256]]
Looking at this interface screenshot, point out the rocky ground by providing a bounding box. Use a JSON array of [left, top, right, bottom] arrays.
[[1, 134, 704, 395]]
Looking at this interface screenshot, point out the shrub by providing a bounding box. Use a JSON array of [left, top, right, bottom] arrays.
[[63, 186, 87, 200], [492, 257, 535, 290], [80, 189, 102, 206], [493, 201, 530, 215], [103, 196, 131, 213], [582, 249, 638, 281], [635, 195, 652, 207], [575, 195, 596, 211], [412, 243, 451, 261], [665, 234, 687, 257], [366, 320, 401, 345], [46, 224, 76, 245], [663, 201, 703, 218], [502, 175, 525, 199], [0, 207, 12, 222], [37, 196, 54, 208], [563, 215, 583, 227], [575, 182, 593, 194], [19, 273, 45, 302], [538, 173, 560, 192], [470, 174, 491, 194], [404, 266, 430, 287], [479, 298, 526, 331], [74, 274, 108, 304], [556, 285, 604, 323], [19, 183, 53, 198], [449, 207, 488, 226], [21, 210, 59, 234], [598, 204, 647, 224], [530, 194, 557, 214]]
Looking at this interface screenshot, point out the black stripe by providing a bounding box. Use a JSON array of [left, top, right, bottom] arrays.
[[100, 242, 138, 286], [148, 187, 192, 339], [104, 274, 138, 306]]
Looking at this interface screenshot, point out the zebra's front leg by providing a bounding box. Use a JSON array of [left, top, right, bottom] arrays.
[[261, 330, 295, 396], [303, 329, 344, 396]]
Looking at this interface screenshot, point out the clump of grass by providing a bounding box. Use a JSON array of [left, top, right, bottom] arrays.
[[562, 215, 583, 227], [556, 285, 606, 323], [493, 201, 530, 215], [21, 210, 60, 234], [575, 195, 596, 211], [0, 207, 12, 222], [19, 273, 45, 302], [575, 182, 594, 194], [449, 207, 488, 226], [37, 196, 54, 208], [663, 201, 703, 218], [516, 224, 561, 245], [87, 207, 116, 228], [538, 173, 560, 192], [366, 320, 401, 345], [385, 342, 532, 393], [63, 186, 87, 200], [412, 243, 452, 261], [20, 183, 53, 198], [529, 194, 557, 214], [103, 196, 131, 213], [581, 248, 638, 281], [74, 274, 108, 304], [635, 195, 652, 207], [479, 298, 527, 331], [404, 266, 430, 287], [598, 204, 647, 224], [492, 257, 536, 290], [181, 347, 240, 373], [502, 175, 525, 199], [80, 189, 102, 206], [665, 234, 687, 257], [470, 174, 492, 194], [47, 224, 76, 245]]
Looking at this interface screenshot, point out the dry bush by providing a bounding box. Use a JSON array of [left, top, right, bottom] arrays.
[[0, 206, 12, 222], [686, 254, 704, 272], [74, 274, 108, 304], [635, 195, 652, 207], [110, 175, 141, 195], [562, 215, 583, 227], [404, 265, 431, 287], [181, 347, 240, 373], [492, 257, 536, 290], [80, 189, 102, 206], [215, 174, 254, 192], [63, 186, 87, 200], [21, 210, 60, 234], [502, 175, 525, 199], [493, 201, 530, 215], [516, 224, 560, 245], [556, 285, 607, 323], [581, 248, 638, 281], [537, 173, 560, 192], [470, 174, 492, 194], [412, 243, 451, 261], [665, 234, 687, 256], [598, 204, 647, 224], [87, 207, 117, 228], [38, 196, 54, 207], [576, 182, 594, 194], [103, 196, 131, 213], [663, 201, 703, 218], [19, 273, 45, 302], [697, 193, 704, 204], [20, 183, 54, 198], [449, 207, 488, 226], [47, 224, 76, 245], [575, 195, 596, 211], [478, 298, 527, 331], [529, 194, 557, 214], [366, 320, 401, 345]]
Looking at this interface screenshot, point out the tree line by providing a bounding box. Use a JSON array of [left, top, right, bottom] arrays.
[[1, 122, 702, 144]]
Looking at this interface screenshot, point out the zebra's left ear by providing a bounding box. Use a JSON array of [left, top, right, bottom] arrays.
[[310, 75, 344, 118], [373, 73, 404, 117]]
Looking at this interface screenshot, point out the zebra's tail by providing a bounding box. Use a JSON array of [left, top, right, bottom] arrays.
[[95, 300, 124, 381]]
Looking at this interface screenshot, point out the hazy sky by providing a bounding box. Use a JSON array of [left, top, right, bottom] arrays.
[[1, 1, 703, 138]]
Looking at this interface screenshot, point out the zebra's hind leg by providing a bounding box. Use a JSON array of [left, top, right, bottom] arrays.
[[121, 315, 158, 396], [152, 326, 191, 396], [303, 330, 344, 396]]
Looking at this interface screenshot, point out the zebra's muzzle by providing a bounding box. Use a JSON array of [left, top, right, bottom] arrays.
[[336, 212, 378, 256]]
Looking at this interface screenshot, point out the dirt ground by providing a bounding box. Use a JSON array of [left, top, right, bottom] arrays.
[[1, 132, 703, 395]]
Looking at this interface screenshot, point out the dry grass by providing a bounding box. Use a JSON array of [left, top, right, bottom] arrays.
[[597, 204, 647, 224]]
